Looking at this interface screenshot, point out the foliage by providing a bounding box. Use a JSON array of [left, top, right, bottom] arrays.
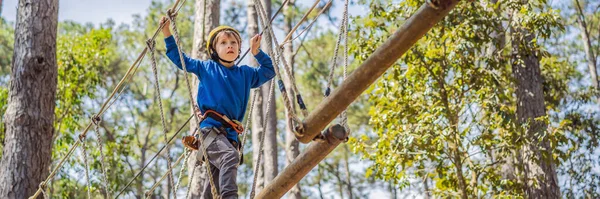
[[0, 17, 13, 78], [50, 24, 123, 197], [347, 0, 595, 198], [294, 30, 371, 132], [54, 28, 115, 135], [550, 0, 600, 197], [0, 17, 13, 157], [0, 87, 7, 157]]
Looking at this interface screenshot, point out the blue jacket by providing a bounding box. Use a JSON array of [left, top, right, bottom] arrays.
[[164, 36, 275, 142]]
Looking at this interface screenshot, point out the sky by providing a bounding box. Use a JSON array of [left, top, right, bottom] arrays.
[[1, 0, 365, 26], [2, 0, 153, 25]]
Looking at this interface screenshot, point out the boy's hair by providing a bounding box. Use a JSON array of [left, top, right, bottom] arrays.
[[207, 26, 242, 63]]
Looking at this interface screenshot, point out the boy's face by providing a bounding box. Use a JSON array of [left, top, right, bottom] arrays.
[[214, 32, 240, 62]]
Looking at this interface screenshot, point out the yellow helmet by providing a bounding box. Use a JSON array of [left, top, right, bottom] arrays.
[[206, 26, 241, 63]]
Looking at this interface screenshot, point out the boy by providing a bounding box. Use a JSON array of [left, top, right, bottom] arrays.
[[160, 16, 275, 199]]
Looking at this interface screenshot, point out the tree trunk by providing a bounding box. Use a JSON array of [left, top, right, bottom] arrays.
[[282, 1, 302, 199], [0, 0, 58, 198], [574, 0, 598, 89], [511, 28, 561, 199], [259, 0, 279, 185], [188, 0, 220, 197]]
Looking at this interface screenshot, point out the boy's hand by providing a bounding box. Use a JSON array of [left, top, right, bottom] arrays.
[[160, 16, 172, 37], [250, 34, 261, 55]]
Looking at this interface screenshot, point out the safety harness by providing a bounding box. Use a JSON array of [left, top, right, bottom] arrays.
[[182, 108, 243, 151]]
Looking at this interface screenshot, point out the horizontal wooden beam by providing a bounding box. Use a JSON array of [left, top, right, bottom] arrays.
[[256, 125, 348, 199], [295, 0, 460, 143]]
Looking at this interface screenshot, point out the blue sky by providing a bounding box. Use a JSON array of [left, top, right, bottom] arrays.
[[1, 0, 365, 26], [2, 0, 153, 25]]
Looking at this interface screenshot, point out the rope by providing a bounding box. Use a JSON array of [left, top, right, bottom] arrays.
[[29, 1, 186, 198], [104, 55, 144, 115], [176, 0, 205, 196], [38, 183, 49, 199], [238, 0, 295, 156], [245, 2, 317, 188], [166, 7, 220, 198], [254, 0, 310, 121], [236, 0, 290, 66], [325, 2, 349, 97], [185, 160, 199, 199], [340, 0, 350, 133], [253, 0, 304, 137], [92, 116, 112, 198], [238, 2, 292, 194], [30, 51, 144, 199], [259, 1, 311, 119], [276, 0, 333, 118], [147, 38, 176, 199], [174, 149, 192, 195], [114, 114, 195, 198], [239, 89, 260, 163], [30, 139, 81, 199], [80, 136, 92, 199], [145, 152, 186, 198], [234, 0, 308, 125], [249, 80, 276, 199], [279, 0, 332, 48], [280, 0, 321, 44]]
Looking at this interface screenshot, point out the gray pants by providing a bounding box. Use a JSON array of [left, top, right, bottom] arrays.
[[199, 127, 239, 199]]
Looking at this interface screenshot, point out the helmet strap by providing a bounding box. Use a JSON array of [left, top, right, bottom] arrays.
[[219, 57, 235, 64]]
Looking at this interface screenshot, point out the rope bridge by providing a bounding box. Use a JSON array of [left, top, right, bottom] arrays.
[[29, 0, 458, 198]]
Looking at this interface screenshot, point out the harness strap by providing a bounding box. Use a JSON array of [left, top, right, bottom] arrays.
[[195, 108, 244, 134], [196, 129, 219, 162]]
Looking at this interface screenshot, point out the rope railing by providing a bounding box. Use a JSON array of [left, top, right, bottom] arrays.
[[147, 37, 176, 199], [29, 1, 187, 198], [114, 114, 195, 198]]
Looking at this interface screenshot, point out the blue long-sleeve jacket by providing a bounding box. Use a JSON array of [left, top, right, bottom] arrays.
[[164, 36, 275, 142]]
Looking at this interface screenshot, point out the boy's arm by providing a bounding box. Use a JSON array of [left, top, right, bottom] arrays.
[[249, 49, 276, 88], [161, 16, 203, 75], [164, 35, 203, 74]]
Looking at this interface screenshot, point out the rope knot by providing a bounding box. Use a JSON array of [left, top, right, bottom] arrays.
[[38, 181, 50, 199], [293, 122, 305, 138], [38, 181, 47, 189], [166, 8, 178, 21], [78, 134, 87, 142], [146, 39, 156, 51], [92, 115, 102, 126]]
